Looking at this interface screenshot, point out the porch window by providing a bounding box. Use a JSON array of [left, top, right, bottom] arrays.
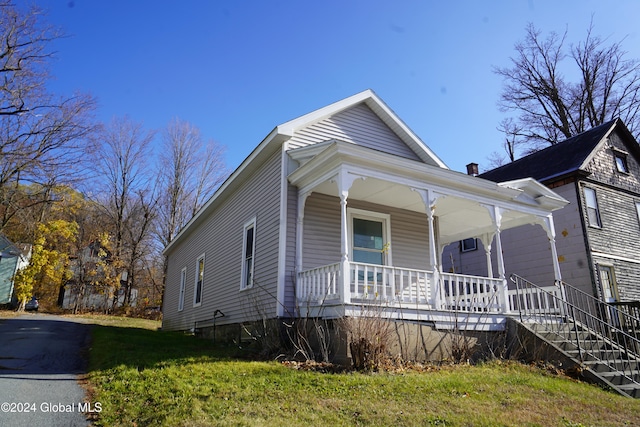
[[348, 209, 391, 265], [583, 187, 602, 228], [241, 218, 256, 290], [178, 267, 186, 311], [194, 254, 204, 307]]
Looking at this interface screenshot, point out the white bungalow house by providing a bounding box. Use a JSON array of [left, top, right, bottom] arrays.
[[162, 90, 568, 349]]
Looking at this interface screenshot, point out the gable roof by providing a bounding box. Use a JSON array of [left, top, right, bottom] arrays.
[[164, 90, 447, 254], [480, 119, 628, 184], [279, 89, 448, 168]]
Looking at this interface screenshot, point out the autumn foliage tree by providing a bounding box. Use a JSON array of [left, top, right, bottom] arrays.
[[13, 219, 77, 310]]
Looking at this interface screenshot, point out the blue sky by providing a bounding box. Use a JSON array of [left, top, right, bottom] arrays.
[[35, 0, 640, 173]]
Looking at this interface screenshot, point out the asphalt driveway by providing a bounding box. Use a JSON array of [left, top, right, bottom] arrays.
[[0, 314, 93, 427]]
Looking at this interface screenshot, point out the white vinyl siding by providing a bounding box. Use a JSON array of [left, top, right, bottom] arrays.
[[178, 267, 186, 311], [288, 104, 421, 161], [162, 150, 282, 332], [241, 218, 256, 290], [302, 193, 429, 271], [194, 254, 204, 307]]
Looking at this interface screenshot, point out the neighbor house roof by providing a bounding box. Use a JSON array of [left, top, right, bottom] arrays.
[[480, 119, 629, 184]]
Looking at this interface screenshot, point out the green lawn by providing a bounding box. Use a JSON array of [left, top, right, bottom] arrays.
[[85, 318, 640, 427]]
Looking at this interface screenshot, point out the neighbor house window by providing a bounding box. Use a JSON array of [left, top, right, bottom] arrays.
[[178, 267, 186, 311], [614, 152, 629, 173], [584, 187, 602, 228], [348, 209, 391, 265], [194, 254, 204, 306], [636, 202, 640, 226], [241, 218, 256, 290], [461, 238, 477, 252]]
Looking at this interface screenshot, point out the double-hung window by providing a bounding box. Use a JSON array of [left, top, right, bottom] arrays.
[[178, 267, 186, 311], [583, 187, 602, 228], [194, 254, 204, 307], [241, 218, 256, 290]]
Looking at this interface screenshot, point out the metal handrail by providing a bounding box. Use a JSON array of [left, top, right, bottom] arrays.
[[510, 274, 640, 387]]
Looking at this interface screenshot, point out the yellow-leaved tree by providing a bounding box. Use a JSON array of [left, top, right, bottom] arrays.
[[13, 220, 78, 311]]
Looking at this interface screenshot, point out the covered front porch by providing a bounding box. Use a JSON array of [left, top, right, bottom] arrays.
[[288, 140, 568, 330]]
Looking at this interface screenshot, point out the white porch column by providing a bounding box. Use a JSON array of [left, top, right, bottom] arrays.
[[485, 205, 508, 312], [335, 171, 363, 305], [413, 188, 441, 308], [296, 191, 310, 274], [479, 233, 494, 279]]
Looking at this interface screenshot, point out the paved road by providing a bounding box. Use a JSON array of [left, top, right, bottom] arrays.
[[0, 314, 93, 427]]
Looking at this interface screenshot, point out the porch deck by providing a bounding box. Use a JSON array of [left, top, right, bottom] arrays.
[[297, 262, 557, 330]]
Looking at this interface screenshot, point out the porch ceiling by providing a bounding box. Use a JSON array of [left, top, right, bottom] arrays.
[[288, 140, 568, 244]]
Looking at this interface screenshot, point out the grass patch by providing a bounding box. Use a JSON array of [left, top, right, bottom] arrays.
[[87, 325, 640, 427], [64, 313, 161, 330]]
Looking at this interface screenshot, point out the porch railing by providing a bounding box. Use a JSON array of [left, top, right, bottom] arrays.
[[350, 262, 432, 304], [440, 272, 503, 312], [297, 262, 507, 312], [297, 263, 341, 302]]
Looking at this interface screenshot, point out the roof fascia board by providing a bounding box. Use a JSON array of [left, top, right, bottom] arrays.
[[578, 120, 618, 170]]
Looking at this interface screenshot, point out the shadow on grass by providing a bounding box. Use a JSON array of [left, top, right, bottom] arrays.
[[88, 325, 249, 372]]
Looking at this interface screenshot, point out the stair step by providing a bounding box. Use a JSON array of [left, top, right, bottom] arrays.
[[615, 384, 640, 398], [550, 339, 611, 352], [583, 359, 640, 372]]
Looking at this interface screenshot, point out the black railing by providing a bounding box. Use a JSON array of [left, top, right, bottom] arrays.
[[510, 274, 640, 387]]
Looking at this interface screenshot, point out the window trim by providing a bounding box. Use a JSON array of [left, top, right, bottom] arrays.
[[347, 208, 392, 265], [636, 201, 640, 226], [461, 237, 478, 252], [583, 187, 602, 228], [193, 254, 205, 307], [178, 266, 186, 312], [240, 217, 256, 290], [597, 263, 619, 303], [613, 148, 630, 174]]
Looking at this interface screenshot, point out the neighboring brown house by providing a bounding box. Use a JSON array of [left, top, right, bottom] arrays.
[[449, 119, 640, 306]]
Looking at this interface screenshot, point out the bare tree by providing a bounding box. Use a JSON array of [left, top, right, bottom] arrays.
[[0, 2, 97, 233], [155, 118, 227, 305], [156, 118, 227, 248], [93, 116, 155, 307], [494, 22, 640, 157]]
